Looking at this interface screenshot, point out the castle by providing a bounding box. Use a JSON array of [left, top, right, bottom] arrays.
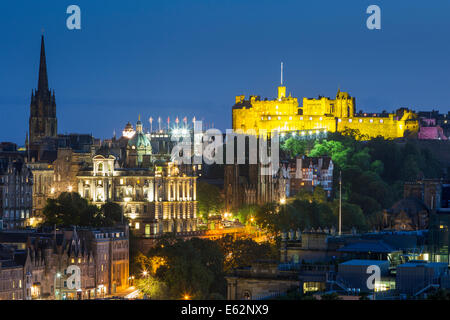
[[232, 73, 419, 140]]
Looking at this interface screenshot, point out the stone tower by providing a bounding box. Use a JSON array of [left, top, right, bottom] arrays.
[[29, 35, 57, 145]]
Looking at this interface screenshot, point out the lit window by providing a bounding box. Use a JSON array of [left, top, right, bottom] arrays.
[[135, 222, 140, 230], [348, 119, 352, 123], [300, 116, 303, 120], [309, 117, 312, 121], [338, 119, 342, 123], [268, 116, 271, 120], [370, 119, 373, 123], [359, 119, 363, 123], [278, 116, 281, 120], [380, 119, 383, 123]]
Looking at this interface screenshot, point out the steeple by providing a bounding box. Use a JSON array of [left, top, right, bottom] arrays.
[[38, 35, 49, 94], [29, 35, 57, 148]]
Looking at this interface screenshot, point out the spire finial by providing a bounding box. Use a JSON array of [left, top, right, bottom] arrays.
[[38, 35, 49, 93], [138, 114, 141, 121]]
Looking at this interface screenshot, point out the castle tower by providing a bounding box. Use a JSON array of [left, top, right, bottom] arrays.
[[29, 35, 57, 145]]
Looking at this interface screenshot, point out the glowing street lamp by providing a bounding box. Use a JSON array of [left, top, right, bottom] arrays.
[[183, 294, 190, 300], [280, 198, 286, 204], [142, 270, 148, 277]]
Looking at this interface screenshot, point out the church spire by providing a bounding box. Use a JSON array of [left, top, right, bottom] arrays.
[[38, 35, 49, 93]]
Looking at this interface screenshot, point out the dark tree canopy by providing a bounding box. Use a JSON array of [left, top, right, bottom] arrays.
[[41, 192, 124, 227]]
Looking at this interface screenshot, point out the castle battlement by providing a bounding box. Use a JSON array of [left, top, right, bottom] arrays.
[[232, 84, 419, 140]]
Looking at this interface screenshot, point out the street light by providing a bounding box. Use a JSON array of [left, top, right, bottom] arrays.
[[280, 198, 286, 205], [142, 270, 148, 277], [183, 294, 190, 300], [55, 272, 62, 300]]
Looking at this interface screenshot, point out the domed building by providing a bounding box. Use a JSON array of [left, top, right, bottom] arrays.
[[126, 116, 152, 167], [122, 122, 135, 139]]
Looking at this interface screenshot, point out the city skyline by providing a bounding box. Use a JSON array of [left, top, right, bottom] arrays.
[[1, 0, 450, 303], [1, 0, 450, 145]]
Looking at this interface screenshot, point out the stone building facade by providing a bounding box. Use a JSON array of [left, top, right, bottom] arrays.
[[0, 245, 24, 300], [224, 162, 288, 213], [287, 156, 334, 197], [77, 154, 198, 237], [0, 149, 33, 230], [0, 227, 129, 300], [26, 162, 53, 225]]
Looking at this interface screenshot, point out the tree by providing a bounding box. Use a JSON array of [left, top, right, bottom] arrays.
[[281, 137, 308, 157], [147, 238, 226, 299], [235, 204, 258, 224], [136, 275, 168, 299], [309, 139, 351, 168], [216, 235, 278, 272], [197, 182, 223, 221], [42, 192, 101, 227], [99, 202, 124, 226]]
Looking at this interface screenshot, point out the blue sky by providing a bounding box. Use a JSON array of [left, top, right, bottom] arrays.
[[1, 0, 449, 144]]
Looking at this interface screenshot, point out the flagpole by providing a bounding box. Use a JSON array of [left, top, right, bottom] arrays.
[[339, 170, 342, 236]]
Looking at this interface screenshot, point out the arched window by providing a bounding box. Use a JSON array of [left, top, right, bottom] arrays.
[[98, 163, 103, 172]]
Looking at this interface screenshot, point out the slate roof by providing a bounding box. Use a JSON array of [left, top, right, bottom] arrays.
[[337, 240, 396, 253]]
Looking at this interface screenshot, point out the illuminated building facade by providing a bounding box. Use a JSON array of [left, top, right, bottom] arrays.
[[26, 162, 53, 225], [77, 119, 199, 238], [232, 82, 419, 140]]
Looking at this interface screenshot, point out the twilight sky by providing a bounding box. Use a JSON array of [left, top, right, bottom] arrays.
[[1, 0, 449, 144]]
